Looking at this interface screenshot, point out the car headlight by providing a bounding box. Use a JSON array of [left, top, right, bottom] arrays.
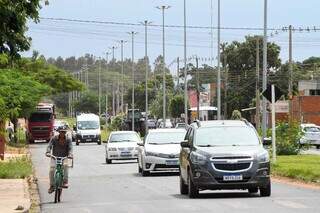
[[145, 151, 158, 157], [190, 152, 207, 165], [108, 147, 117, 151], [257, 152, 269, 163]]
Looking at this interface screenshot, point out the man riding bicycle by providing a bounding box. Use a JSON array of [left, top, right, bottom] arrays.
[[46, 126, 73, 194]]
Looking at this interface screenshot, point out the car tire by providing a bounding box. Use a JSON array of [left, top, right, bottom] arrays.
[[97, 141, 101, 145], [188, 171, 199, 198], [248, 188, 258, 194], [260, 181, 271, 197], [142, 169, 149, 177], [180, 175, 188, 195], [138, 166, 142, 173], [316, 145, 320, 149], [76, 142, 79, 146]]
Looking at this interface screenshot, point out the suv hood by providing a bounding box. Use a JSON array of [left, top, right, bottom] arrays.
[[196, 145, 265, 158], [107, 142, 138, 148], [145, 144, 181, 154]]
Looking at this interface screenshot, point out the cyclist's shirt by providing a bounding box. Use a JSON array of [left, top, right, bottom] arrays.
[[47, 135, 73, 157]]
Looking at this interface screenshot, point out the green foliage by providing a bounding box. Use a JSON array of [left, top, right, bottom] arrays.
[[0, 156, 32, 178], [231, 110, 242, 120], [149, 91, 173, 118], [272, 155, 320, 184], [0, 0, 41, 57], [276, 122, 303, 155], [0, 69, 49, 120], [73, 91, 99, 114], [108, 114, 124, 131], [169, 95, 185, 118]]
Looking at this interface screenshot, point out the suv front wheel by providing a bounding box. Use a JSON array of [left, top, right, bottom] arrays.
[[180, 175, 188, 195], [188, 171, 199, 198], [260, 180, 271, 197]]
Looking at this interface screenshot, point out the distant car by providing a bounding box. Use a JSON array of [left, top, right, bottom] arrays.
[[137, 128, 186, 176], [175, 123, 187, 129], [53, 120, 68, 132], [300, 124, 320, 149], [75, 113, 101, 145], [159, 119, 173, 128], [105, 131, 142, 164], [147, 119, 157, 129]]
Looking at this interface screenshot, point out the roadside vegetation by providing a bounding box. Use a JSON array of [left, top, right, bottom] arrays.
[[0, 157, 32, 179], [272, 155, 320, 184]]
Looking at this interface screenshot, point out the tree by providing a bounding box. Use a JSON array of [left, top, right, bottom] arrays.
[[73, 91, 99, 114], [169, 95, 185, 118], [0, 69, 49, 141], [0, 0, 42, 58], [149, 91, 173, 118]]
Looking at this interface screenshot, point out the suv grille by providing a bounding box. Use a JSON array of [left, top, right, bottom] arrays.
[[212, 156, 251, 160], [214, 163, 251, 171], [83, 135, 96, 139]]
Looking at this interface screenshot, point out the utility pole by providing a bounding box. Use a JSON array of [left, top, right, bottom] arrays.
[[112, 84, 115, 116], [196, 57, 200, 120], [210, 0, 214, 67], [177, 57, 180, 87], [118, 40, 127, 113], [98, 58, 102, 117], [183, 0, 188, 125], [223, 45, 228, 119], [127, 31, 138, 131], [105, 52, 110, 118], [288, 25, 293, 122], [141, 20, 152, 132], [262, 0, 268, 139], [157, 5, 171, 127], [110, 46, 119, 114], [256, 37, 261, 130], [217, 0, 221, 120]]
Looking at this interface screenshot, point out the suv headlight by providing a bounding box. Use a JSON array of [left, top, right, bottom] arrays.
[[145, 151, 158, 157], [257, 152, 269, 163], [190, 152, 207, 165], [108, 147, 117, 151]]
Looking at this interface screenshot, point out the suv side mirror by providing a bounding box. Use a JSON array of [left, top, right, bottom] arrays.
[[262, 137, 272, 146], [73, 125, 76, 131], [181, 140, 190, 148]]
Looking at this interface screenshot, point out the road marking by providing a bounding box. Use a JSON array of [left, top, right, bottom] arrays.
[[274, 200, 308, 209]]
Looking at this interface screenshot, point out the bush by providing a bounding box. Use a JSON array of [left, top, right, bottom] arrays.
[[0, 157, 32, 178], [276, 122, 303, 155], [108, 114, 124, 131]]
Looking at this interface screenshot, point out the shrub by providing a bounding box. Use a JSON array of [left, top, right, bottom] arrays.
[[276, 121, 303, 155], [108, 114, 124, 131]]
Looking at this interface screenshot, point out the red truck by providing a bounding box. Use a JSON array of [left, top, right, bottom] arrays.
[[26, 103, 55, 143]]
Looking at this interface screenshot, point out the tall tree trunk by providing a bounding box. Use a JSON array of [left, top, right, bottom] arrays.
[[12, 117, 18, 143], [0, 120, 6, 160]]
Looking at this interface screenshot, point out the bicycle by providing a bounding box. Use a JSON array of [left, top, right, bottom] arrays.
[[47, 154, 73, 203]]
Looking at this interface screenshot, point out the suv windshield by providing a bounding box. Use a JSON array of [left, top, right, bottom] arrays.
[[147, 132, 185, 144], [77, 121, 99, 130], [304, 127, 320, 132], [195, 126, 260, 146], [110, 133, 140, 142], [29, 113, 52, 122]]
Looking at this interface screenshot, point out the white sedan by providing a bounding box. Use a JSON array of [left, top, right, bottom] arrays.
[[137, 128, 186, 176], [105, 131, 142, 164]]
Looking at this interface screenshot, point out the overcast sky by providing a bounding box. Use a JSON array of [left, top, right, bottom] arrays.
[[25, 0, 320, 70]]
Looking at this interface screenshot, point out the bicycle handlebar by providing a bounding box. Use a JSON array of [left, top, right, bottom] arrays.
[[46, 154, 73, 160]]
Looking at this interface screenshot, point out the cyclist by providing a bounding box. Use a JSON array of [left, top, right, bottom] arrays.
[[46, 126, 73, 194]]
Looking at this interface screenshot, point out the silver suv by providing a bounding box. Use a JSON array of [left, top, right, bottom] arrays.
[[179, 120, 271, 198]]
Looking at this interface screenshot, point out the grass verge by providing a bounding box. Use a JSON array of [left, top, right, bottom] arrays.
[[272, 155, 320, 184], [0, 157, 32, 179]]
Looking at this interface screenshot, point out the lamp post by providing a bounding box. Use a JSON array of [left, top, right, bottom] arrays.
[[118, 40, 127, 113], [262, 0, 268, 139], [127, 31, 138, 131], [157, 5, 170, 127], [217, 0, 221, 120], [183, 0, 188, 125]]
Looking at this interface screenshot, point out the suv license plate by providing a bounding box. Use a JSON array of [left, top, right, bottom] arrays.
[[223, 174, 243, 181], [86, 139, 92, 142]]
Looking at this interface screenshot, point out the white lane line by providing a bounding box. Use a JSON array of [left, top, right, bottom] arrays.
[[274, 200, 308, 209]]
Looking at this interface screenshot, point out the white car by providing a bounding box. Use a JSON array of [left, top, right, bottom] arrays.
[[105, 131, 142, 164], [159, 119, 173, 128], [137, 128, 186, 176], [300, 123, 320, 149]]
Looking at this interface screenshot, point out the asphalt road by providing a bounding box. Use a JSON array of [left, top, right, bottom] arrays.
[[30, 143, 320, 213]]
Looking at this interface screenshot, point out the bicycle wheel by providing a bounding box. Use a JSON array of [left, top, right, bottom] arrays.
[[54, 172, 62, 203]]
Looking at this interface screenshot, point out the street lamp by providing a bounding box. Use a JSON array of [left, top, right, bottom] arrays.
[[140, 20, 152, 132], [262, 0, 268, 139], [118, 40, 127, 113], [217, 0, 221, 120], [183, 0, 188, 125], [156, 5, 170, 127], [127, 31, 138, 131]]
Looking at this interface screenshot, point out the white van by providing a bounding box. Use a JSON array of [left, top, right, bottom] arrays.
[[75, 113, 101, 145]]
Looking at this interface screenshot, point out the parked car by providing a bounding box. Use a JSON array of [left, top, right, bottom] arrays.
[[105, 131, 141, 164], [175, 123, 187, 129], [137, 128, 186, 176], [179, 120, 271, 198], [159, 119, 173, 128], [300, 123, 320, 149], [147, 119, 157, 129]]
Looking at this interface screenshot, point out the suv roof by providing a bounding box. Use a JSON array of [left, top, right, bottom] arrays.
[[190, 120, 251, 128]]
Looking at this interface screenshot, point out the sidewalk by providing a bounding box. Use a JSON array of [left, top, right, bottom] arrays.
[[0, 179, 31, 213]]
